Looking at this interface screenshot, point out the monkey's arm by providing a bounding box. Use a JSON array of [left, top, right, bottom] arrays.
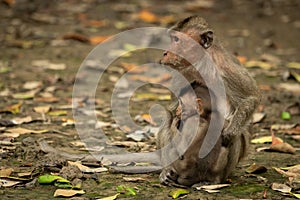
[[222, 73, 261, 136], [223, 93, 260, 138]]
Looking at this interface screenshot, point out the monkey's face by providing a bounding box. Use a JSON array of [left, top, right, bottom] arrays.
[[160, 29, 211, 71], [160, 31, 198, 70]]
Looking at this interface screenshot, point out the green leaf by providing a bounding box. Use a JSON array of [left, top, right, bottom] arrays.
[[281, 111, 291, 120], [54, 182, 73, 189], [116, 185, 125, 193], [251, 136, 283, 144], [48, 110, 68, 116], [290, 192, 300, 199], [125, 187, 137, 196], [116, 185, 136, 196], [169, 188, 189, 199], [38, 174, 70, 185]]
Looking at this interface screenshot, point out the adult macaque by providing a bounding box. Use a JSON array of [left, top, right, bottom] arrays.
[[158, 15, 260, 186], [38, 15, 260, 187]]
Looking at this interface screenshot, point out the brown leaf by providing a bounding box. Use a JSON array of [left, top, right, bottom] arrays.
[[11, 116, 33, 125], [270, 142, 296, 154], [138, 10, 158, 23], [0, 178, 21, 187], [245, 163, 267, 174], [271, 131, 283, 145], [119, 62, 148, 74], [0, 168, 13, 177], [278, 83, 300, 94], [236, 56, 247, 64], [123, 177, 146, 182], [252, 112, 266, 123], [23, 81, 43, 90], [63, 33, 89, 43], [53, 189, 85, 197], [0, 102, 22, 114], [271, 183, 291, 193], [7, 127, 48, 135], [33, 106, 51, 114], [141, 114, 156, 125], [274, 167, 300, 178], [89, 35, 111, 45]]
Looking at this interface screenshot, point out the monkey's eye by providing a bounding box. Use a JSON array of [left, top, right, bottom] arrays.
[[172, 36, 179, 42]]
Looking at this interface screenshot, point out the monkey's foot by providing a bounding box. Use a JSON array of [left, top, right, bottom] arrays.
[[159, 168, 181, 187]]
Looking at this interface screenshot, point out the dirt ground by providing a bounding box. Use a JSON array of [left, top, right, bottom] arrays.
[[0, 0, 300, 199]]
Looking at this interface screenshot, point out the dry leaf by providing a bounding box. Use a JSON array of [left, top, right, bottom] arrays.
[[0, 168, 13, 177], [32, 60, 66, 70], [119, 62, 148, 74], [236, 56, 247, 64], [68, 161, 108, 173], [62, 118, 75, 126], [23, 81, 42, 90], [278, 83, 300, 94], [270, 142, 296, 154], [245, 163, 267, 174], [95, 121, 111, 129], [0, 132, 20, 138], [141, 114, 156, 125], [271, 124, 297, 131], [251, 136, 283, 144], [133, 93, 171, 101], [0, 178, 21, 187], [7, 127, 48, 135], [252, 112, 266, 123], [271, 131, 283, 145], [89, 35, 111, 45], [34, 106, 51, 114], [271, 183, 291, 193], [53, 189, 85, 197], [70, 141, 85, 147], [84, 19, 107, 28], [291, 135, 300, 142], [274, 167, 300, 178], [287, 62, 300, 69], [11, 116, 33, 125], [48, 110, 67, 116], [245, 60, 274, 70], [0, 102, 22, 114], [97, 193, 119, 200], [63, 33, 89, 43], [12, 90, 38, 99], [281, 164, 300, 173], [138, 10, 158, 23], [123, 177, 146, 182], [196, 184, 230, 191], [290, 71, 300, 82], [17, 171, 33, 177]]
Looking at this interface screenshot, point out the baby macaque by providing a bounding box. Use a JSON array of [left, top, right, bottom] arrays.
[[158, 15, 260, 186]]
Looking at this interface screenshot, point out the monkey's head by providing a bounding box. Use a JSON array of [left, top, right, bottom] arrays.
[[160, 16, 214, 70]]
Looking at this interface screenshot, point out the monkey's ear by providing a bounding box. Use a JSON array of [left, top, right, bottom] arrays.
[[200, 30, 213, 49]]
